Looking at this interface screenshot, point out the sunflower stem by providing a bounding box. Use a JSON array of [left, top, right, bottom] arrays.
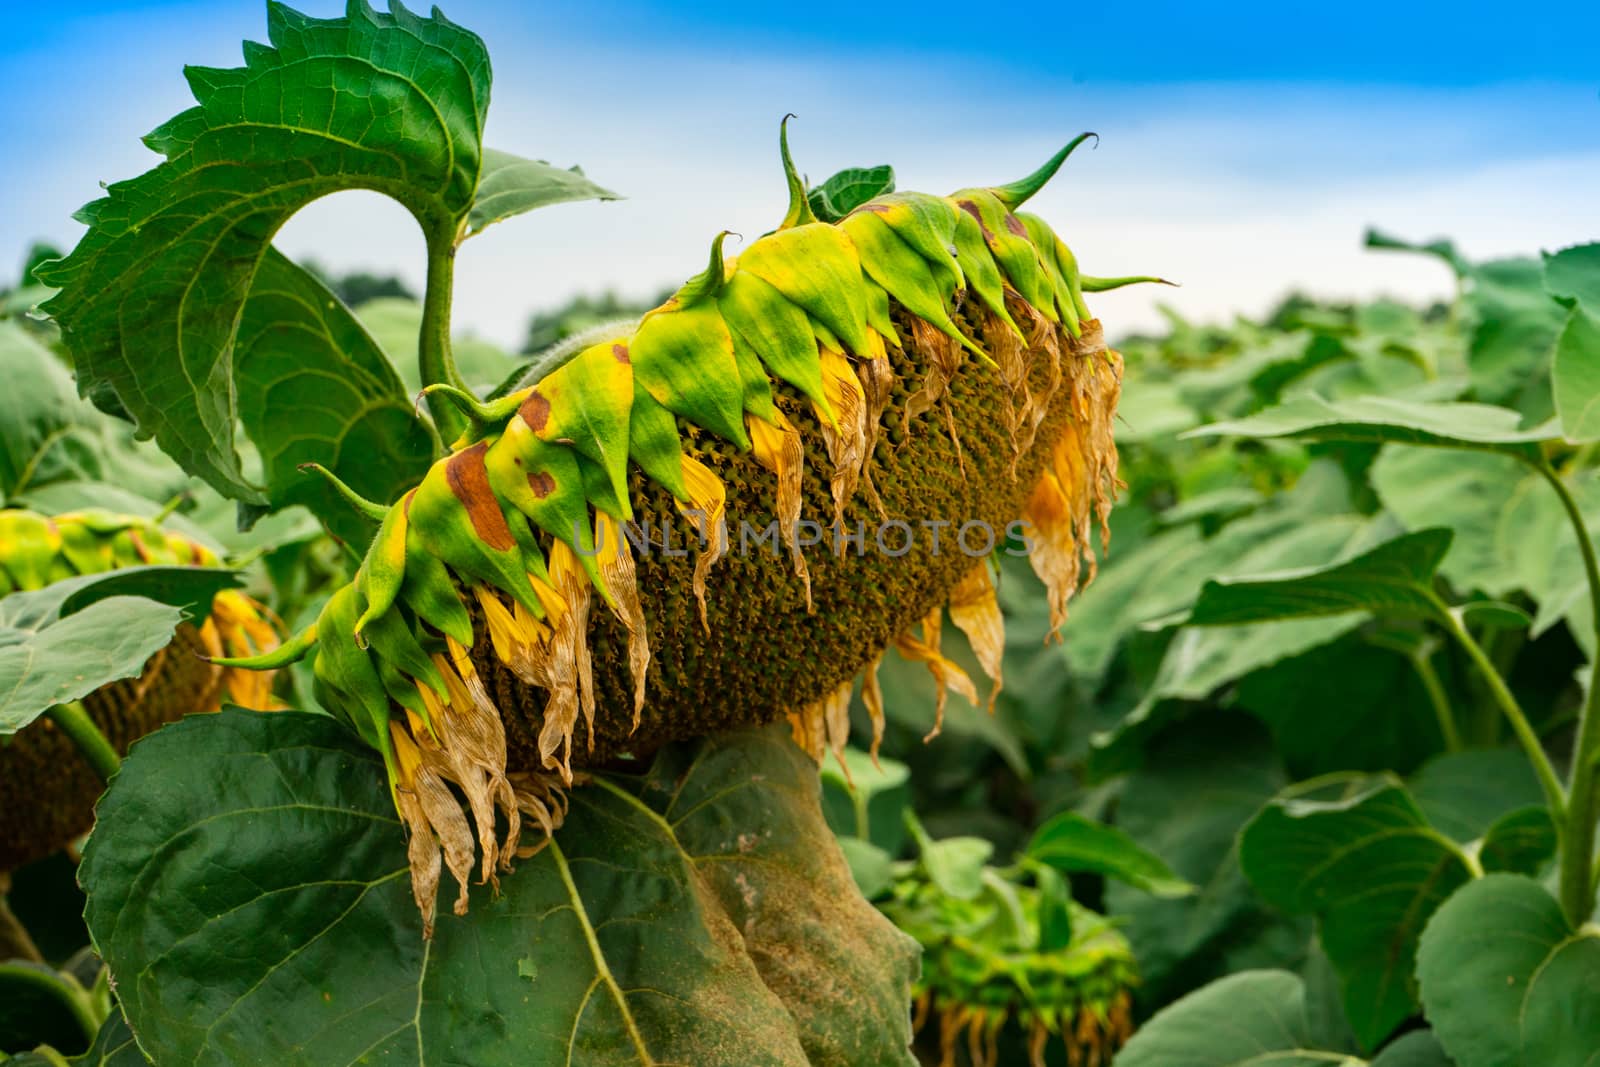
[[47, 702, 120, 785], [419, 219, 468, 444], [1536, 459, 1600, 926], [1430, 592, 1566, 824]]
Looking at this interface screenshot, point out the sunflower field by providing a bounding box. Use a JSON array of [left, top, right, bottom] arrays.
[[2, 4, 1598, 1066]]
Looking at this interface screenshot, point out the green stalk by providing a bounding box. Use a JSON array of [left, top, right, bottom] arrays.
[[1431, 594, 1566, 822], [0, 874, 43, 963], [0, 962, 100, 1049], [46, 702, 120, 785], [1536, 460, 1600, 925], [1413, 653, 1463, 753], [419, 221, 468, 444]]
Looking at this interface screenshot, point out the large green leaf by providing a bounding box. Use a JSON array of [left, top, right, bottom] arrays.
[[1406, 749, 1544, 844], [1551, 307, 1600, 443], [37, 1, 493, 501], [1369, 447, 1552, 599], [465, 148, 620, 236], [1237, 635, 1446, 778], [1239, 774, 1475, 1049], [1416, 874, 1600, 1067], [1103, 716, 1307, 1008], [1367, 232, 1563, 417], [1025, 812, 1193, 898], [1185, 394, 1555, 458], [0, 567, 238, 734], [0, 324, 182, 505], [1186, 529, 1452, 627], [79, 712, 918, 1067], [234, 249, 434, 545], [1114, 970, 1361, 1067]]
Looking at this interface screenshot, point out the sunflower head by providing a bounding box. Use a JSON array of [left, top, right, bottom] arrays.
[[220, 124, 1142, 930], [0, 508, 280, 870]]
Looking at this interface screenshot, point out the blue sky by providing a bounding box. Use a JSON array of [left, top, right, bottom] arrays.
[[2, 1, 1597, 345]]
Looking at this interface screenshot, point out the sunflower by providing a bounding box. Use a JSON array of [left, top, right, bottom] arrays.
[[0, 508, 280, 870], [222, 122, 1141, 935]]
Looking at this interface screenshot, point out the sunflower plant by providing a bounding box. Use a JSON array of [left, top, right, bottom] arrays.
[[0, 1, 1169, 1062]]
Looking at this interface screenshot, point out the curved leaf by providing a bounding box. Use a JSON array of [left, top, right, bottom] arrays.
[[1186, 530, 1453, 627], [1025, 812, 1193, 898], [38, 1, 493, 500], [465, 148, 620, 236], [807, 166, 895, 222], [1239, 774, 1475, 1049], [0, 324, 182, 505], [1114, 970, 1362, 1067], [1417, 874, 1600, 1067], [1185, 394, 1555, 459], [80, 711, 918, 1067], [234, 250, 435, 544], [0, 567, 238, 733]]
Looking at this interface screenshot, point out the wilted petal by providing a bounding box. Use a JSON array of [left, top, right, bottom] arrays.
[[892, 606, 978, 740], [749, 412, 811, 608], [947, 562, 1004, 712]]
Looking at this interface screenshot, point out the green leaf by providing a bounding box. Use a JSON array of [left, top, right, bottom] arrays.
[[1186, 529, 1452, 627], [807, 165, 894, 222], [1407, 749, 1545, 843], [80, 712, 919, 1067], [1104, 716, 1307, 1007], [1237, 635, 1448, 777], [1114, 970, 1364, 1067], [836, 837, 895, 900], [1544, 242, 1600, 311], [1417, 874, 1600, 1067], [38, 1, 493, 501], [1185, 394, 1555, 458], [1240, 774, 1476, 1049], [1476, 806, 1557, 876], [1369, 446, 1551, 600], [465, 148, 620, 236], [906, 811, 992, 902], [1551, 307, 1600, 442], [1025, 812, 1193, 897], [1369, 1031, 1457, 1067], [820, 747, 910, 850], [0, 324, 183, 505], [0, 567, 237, 734], [234, 249, 435, 544]]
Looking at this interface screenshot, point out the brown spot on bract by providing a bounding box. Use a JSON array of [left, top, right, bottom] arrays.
[[446, 443, 517, 552], [1004, 213, 1028, 238], [528, 471, 556, 499], [611, 343, 630, 364], [956, 199, 982, 220], [519, 390, 551, 434]]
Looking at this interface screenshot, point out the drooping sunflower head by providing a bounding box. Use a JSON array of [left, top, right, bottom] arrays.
[[0, 508, 280, 870], [221, 121, 1148, 934]]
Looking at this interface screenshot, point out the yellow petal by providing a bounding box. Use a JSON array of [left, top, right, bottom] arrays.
[[947, 562, 1005, 713], [862, 654, 886, 766], [1020, 469, 1080, 634], [892, 606, 978, 740], [748, 412, 811, 608], [816, 349, 867, 537], [594, 511, 651, 728], [677, 453, 728, 632]]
